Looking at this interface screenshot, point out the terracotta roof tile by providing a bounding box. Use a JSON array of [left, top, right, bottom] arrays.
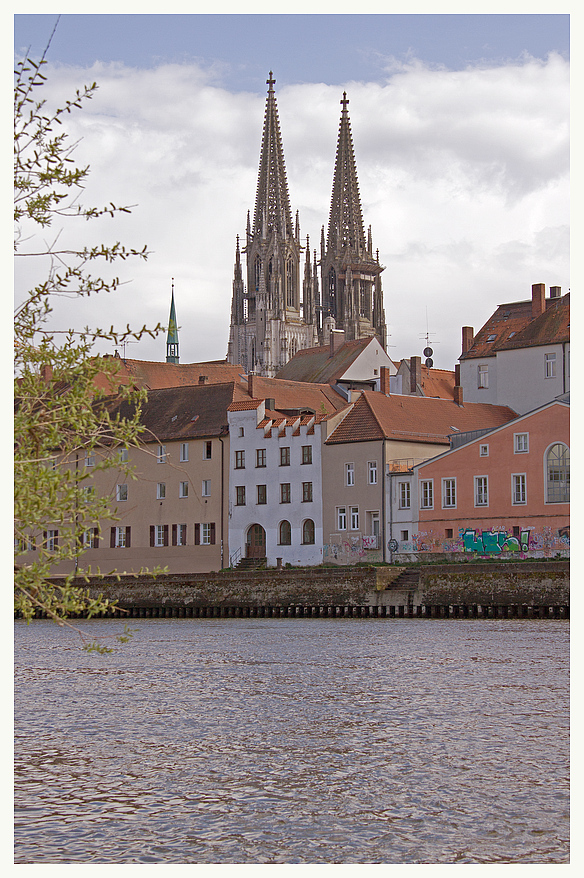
[[247, 375, 346, 414], [275, 337, 375, 384], [101, 356, 248, 390]]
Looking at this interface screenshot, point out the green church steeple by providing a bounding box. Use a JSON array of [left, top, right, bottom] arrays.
[[166, 279, 179, 364]]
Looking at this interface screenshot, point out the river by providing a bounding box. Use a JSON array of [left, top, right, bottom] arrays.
[[14, 617, 569, 864]]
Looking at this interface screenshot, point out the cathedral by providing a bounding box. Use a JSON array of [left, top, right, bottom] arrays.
[[227, 73, 387, 377]]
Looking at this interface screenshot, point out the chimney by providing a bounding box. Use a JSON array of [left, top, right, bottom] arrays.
[[462, 326, 474, 354], [410, 356, 421, 394], [329, 329, 345, 358], [198, 375, 208, 385], [248, 373, 254, 398], [380, 365, 390, 395], [532, 283, 545, 319], [550, 286, 561, 299], [453, 385, 463, 406]]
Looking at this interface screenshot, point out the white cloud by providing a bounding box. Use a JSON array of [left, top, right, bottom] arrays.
[[15, 53, 569, 370]]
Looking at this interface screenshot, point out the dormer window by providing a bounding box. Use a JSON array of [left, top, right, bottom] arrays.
[[487, 334, 497, 343]]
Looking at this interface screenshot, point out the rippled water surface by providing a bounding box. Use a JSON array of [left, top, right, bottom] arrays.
[[14, 617, 569, 864]]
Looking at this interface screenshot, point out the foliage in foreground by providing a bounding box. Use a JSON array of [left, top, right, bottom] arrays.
[[14, 44, 162, 640]]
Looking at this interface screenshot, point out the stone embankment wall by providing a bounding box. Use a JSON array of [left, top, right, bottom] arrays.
[[72, 561, 569, 617]]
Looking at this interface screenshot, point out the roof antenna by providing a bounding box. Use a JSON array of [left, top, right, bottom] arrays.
[[419, 307, 439, 368]]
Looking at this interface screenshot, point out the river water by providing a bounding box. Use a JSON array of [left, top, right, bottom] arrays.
[[14, 617, 569, 864]]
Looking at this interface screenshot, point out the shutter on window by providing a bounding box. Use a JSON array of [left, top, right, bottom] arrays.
[[43, 531, 47, 548], [125, 527, 131, 548], [194, 523, 200, 545], [150, 525, 155, 547], [210, 523, 216, 545], [94, 528, 100, 549], [163, 525, 169, 547], [172, 524, 177, 546], [110, 527, 116, 548]]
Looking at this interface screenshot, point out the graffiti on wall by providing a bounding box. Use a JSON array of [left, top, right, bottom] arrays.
[[323, 536, 382, 565], [462, 527, 531, 554], [409, 525, 569, 557]]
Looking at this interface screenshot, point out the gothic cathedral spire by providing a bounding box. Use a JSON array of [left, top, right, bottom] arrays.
[[227, 73, 318, 376], [321, 93, 387, 349], [166, 279, 179, 364]]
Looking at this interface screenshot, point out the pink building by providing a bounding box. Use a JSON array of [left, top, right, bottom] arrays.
[[412, 399, 569, 557]]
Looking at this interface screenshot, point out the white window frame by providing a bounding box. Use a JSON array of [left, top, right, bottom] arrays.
[[350, 506, 359, 530], [514, 433, 529, 454], [180, 442, 189, 462], [398, 482, 410, 509], [155, 524, 165, 547], [337, 506, 347, 530], [116, 484, 128, 502], [176, 523, 187, 546], [478, 364, 489, 389], [544, 352, 557, 379], [115, 526, 127, 548], [120, 448, 129, 463], [157, 482, 166, 500], [202, 479, 211, 497], [420, 480, 433, 510], [512, 473, 527, 505], [85, 452, 95, 467], [179, 481, 189, 498], [346, 462, 355, 486], [474, 476, 489, 507], [442, 478, 456, 509], [157, 445, 167, 464], [201, 523, 212, 545], [480, 444, 489, 457], [368, 461, 378, 485]]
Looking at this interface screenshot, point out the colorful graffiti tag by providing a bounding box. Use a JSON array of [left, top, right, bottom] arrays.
[[462, 528, 530, 555]]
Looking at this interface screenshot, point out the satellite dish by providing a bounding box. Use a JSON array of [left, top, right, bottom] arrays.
[[425, 358, 433, 368], [423, 347, 433, 358]]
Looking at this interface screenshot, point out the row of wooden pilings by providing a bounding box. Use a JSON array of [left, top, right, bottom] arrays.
[[26, 603, 569, 619]]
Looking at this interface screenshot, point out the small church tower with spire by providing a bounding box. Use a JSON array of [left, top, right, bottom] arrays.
[[166, 279, 179, 364], [320, 93, 387, 349], [227, 72, 318, 376]]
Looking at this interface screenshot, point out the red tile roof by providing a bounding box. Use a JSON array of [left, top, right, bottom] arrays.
[[99, 356, 248, 390], [326, 391, 517, 446], [460, 294, 569, 360], [275, 337, 376, 384], [246, 374, 346, 414]]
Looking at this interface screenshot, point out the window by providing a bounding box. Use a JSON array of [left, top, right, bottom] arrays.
[[350, 506, 359, 530], [398, 482, 410, 509], [157, 445, 167, 464], [280, 483, 291, 504], [445, 528, 453, 539], [480, 444, 489, 457], [202, 480, 211, 497], [83, 528, 99, 549], [235, 450, 245, 469], [302, 519, 315, 545], [256, 448, 266, 468], [111, 526, 130, 548], [546, 443, 569, 503], [280, 446, 290, 466], [302, 482, 313, 503], [85, 452, 95, 467], [514, 433, 529, 453], [301, 445, 312, 465], [203, 441, 212, 460], [173, 524, 187, 546], [487, 334, 497, 343], [116, 484, 128, 502], [238, 427, 245, 438], [478, 365, 489, 389], [544, 352, 557, 378], [475, 476, 489, 507], [368, 461, 378, 485], [235, 486, 246, 506], [420, 480, 433, 509], [195, 522, 216, 545], [337, 506, 347, 530], [400, 530, 409, 542], [157, 482, 166, 500], [179, 481, 189, 498], [512, 474, 527, 505], [442, 478, 456, 509], [120, 448, 129, 463], [279, 520, 291, 545], [257, 484, 267, 505], [180, 443, 189, 462], [346, 463, 355, 486]]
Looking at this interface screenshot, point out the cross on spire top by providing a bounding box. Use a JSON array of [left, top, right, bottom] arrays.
[[341, 92, 349, 111], [267, 71, 276, 91]]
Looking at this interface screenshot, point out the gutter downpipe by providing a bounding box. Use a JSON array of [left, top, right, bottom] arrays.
[[562, 342, 568, 394], [219, 434, 225, 569]]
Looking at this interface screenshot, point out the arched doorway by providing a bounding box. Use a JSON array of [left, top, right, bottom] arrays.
[[246, 524, 266, 559]]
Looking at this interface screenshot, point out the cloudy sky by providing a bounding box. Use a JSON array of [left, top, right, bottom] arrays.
[[14, 10, 570, 371]]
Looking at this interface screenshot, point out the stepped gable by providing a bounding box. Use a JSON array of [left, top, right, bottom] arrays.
[[98, 356, 248, 391], [104, 381, 241, 441], [326, 390, 517, 446], [275, 337, 373, 384]]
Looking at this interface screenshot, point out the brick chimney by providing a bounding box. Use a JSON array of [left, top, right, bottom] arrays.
[[462, 326, 474, 354], [248, 373, 254, 398], [453, 364, 463, 405], [380, 365, 391, 395], [550, 286, 561, 299], [532, 283, 545, 319], [410, 356, 421, 394]]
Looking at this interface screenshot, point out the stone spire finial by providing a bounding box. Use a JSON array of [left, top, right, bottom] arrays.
[[166, 279, 179, 364]]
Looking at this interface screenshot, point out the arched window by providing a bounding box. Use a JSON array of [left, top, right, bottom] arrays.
[[286, 258, 295, 308], [254, 256, 262, 291], [302, 519, 315, 545], [546, 443, 569, 503], [279, 520, 291, 545], [328, 268, 337, 319]]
